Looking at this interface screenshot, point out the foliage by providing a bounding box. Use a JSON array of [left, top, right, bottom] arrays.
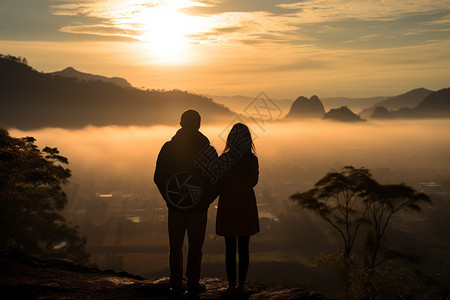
[[0, 54, 28, 65], [290, 166, 437, 298], [316, 253, 448, 299], [364, 183, 431, 268], [0, 128, 89, 264], [290, 166, 376, 262]]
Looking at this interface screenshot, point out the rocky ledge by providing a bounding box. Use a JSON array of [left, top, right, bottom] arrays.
[[0, 251, 336, 299]]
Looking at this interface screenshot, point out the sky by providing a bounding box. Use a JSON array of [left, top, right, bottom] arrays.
[[1, 0, 450, 98]]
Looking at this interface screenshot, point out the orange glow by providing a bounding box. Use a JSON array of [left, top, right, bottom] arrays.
[[100, 0, 212, 64]]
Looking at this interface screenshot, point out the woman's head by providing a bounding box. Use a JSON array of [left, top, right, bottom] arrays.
[[223, 123, 256, 155]]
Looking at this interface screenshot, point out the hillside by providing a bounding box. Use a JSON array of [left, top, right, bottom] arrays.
[[0, 55, 235, 130], [414, 88, 450, 117], [373, 88, 450, 119], [359, 88, 432, 118], [48, 67, 132, 88], [375, 88, 432, 110]]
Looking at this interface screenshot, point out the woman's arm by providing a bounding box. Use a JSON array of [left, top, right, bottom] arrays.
[[250, 156, 259, 187]]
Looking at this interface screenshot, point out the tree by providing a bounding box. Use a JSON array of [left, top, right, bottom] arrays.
[[364, 183, 430, 269], [0, 128, 89, 264], [290, 166, 433, 298], [290, 166, 377, 290]]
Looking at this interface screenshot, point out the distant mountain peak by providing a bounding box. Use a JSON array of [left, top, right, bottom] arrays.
[[285, 95, 325, 119], [413, 88, 450, 117], [370, 106, 394, 119], [408, 87, 429, 93], [324, 106, 364, 122], [358, 88, 433, 119], [296, 96, 309, 101], [48, 67, 132, 88]]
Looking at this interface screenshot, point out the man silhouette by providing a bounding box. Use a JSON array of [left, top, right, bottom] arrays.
[[154, 110, 218, 296]]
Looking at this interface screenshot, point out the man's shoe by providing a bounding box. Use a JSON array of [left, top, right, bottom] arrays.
[[222, 285, 236, 296], [169, 286, 186, 298], [235, 284, 245, 297], [186, 282, 206, 295]]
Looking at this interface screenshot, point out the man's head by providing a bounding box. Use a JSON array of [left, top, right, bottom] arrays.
[[180, 109, 201, 131]]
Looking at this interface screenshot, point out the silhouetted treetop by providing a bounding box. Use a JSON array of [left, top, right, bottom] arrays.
[[0, 128, 89, 264]]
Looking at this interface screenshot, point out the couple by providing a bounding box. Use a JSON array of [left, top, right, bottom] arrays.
[[154, 110, 259, 297]]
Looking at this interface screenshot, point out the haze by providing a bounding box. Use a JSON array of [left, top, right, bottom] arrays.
[[10, 120, 450, 187], [9, 119, 450, 290]]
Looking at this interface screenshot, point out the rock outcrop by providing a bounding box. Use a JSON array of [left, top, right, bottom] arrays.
[[0, 251, 337, 299], [285, 95, 326, 119]]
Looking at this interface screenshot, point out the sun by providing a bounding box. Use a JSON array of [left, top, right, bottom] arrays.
[[136, 2, 203, 64]]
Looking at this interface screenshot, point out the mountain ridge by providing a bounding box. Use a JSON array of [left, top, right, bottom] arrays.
[[322, 96, 387, 112], [48, 67, 133, 88], [324, 106, 364, 122], [413, 88, 450, 117], [359, 88, 433, 118], [0, 54, 235, 130]]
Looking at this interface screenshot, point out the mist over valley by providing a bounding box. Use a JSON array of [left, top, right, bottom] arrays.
[[9, 119, 450, 291]]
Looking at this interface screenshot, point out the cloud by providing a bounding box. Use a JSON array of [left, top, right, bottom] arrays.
[[47, 0, 450, 53], [47, 0, 450, 51], [402, 13, 450, 36], [278, 0, 450, 22], [59, 24, 140, 38], [404, 27, 450, 36], [50, 1, 318, 46], [343, 34, 381, 44], [183, 11, 315, 45], [426, 15, 450, 26]]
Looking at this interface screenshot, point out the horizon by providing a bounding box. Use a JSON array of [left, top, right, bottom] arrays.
[[1, 0, 450, 98], [8, 59, 444, 100]]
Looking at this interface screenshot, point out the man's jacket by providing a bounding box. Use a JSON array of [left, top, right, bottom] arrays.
[[154, 128, 219, 212]]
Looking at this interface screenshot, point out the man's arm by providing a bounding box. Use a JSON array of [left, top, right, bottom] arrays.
[[154, 142, 170, 199]]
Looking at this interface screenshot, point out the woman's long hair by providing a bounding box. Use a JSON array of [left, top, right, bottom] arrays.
[[222, 123, 256, 156]]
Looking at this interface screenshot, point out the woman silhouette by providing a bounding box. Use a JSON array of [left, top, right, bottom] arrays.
[[216, 123, 259, 296]]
